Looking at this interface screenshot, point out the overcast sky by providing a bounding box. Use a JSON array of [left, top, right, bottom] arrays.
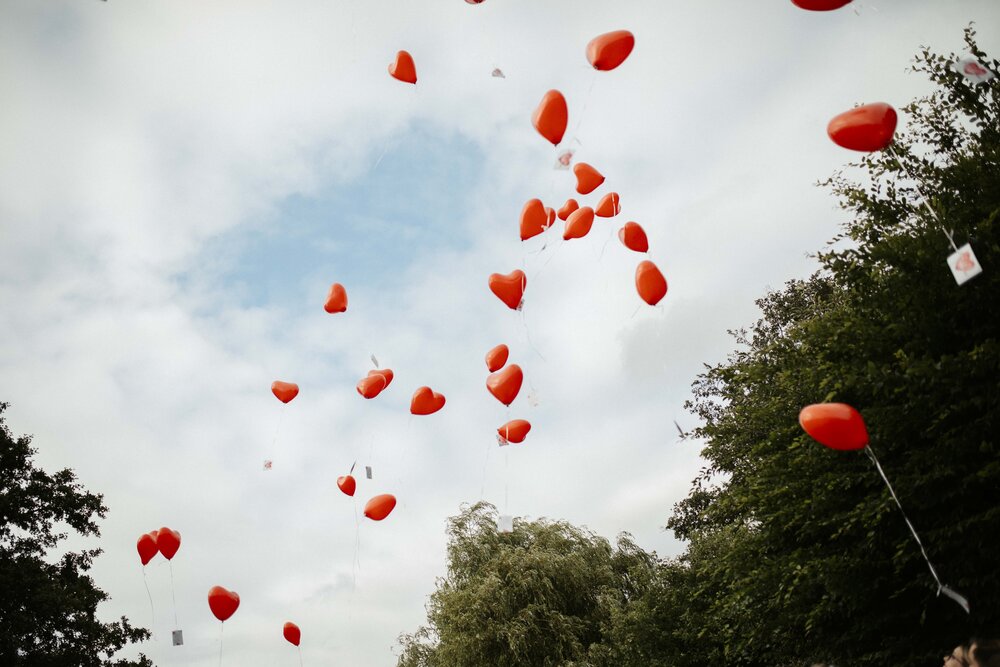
[[2, 1, 999, 665]]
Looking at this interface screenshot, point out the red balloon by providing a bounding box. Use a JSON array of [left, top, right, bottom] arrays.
[[486, 344, 509, 372], [357, 369, 394, 399], [488, 270, 526, 310], [324, 283, 348, 313], [798, 403, 869, 451], [532, 90, 568, 146], [487, 364, 523, 406], [563, 206, 595, 240], [792, 0, 853, 10], [545, 207, 556, 230], [364, 494, 397, 521], [155, 527, 181, 560], [827, 103, 897, 152], [520, 198, 550, 241], [337, 475, 356, 497], [557, 198, 579, 221], [595, 192, 620, 218], [389, 50, 417, 84], [573, 162, 605, 195], [498, 419, 531, 444], [283, 621, 301, 647], [271, 381, 299, 404], [635, 260, 667, 305], [208, 586, 240, 622], [618, 222, 648, 253], [137, 533, 158, 566], [410, 386, 446, 415], [586, 30, 635, 71]]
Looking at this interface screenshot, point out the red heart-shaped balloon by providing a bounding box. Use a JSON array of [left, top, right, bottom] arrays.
[[519, 198, 550, 241], [155, 527, 181, 560], [485, 344, 509, 373], [558, 198, 579, 221], [498, 419, 531, 444], [364, 494, 397, 521], [324, 283, 348, 313], [792, 0, 853, 10], [487, 364, 523, 406], [799, 403, 869, 451], [618, 222, 648, 253], [357, 369, 394, 399], [283, 621, 301, 647], [595, 192, 621, 218], [137, 533, 158, 566], [337, 475, 356, 496], [489, 270, 526, 310], [564, 206, 595, 240], [208, 585, 240, 622], [827, 102, 897, 152], [389, 50, 417, 84], [532, 90, 568, 145], [410, 386, 446, 415], [586, 30, 635, 71], [271, 381, 299, 404], [636, 260, 667, 306], [573, 162, 605, 195]]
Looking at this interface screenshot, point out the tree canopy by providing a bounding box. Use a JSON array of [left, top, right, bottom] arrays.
[[0, 403, 152, 666]]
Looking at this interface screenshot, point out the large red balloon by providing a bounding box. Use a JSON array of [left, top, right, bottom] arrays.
[[364, 494, 397, 521], [389, 50, 417, 84], [489, 270, 526, 310], [586, 30, 635, 71], [155, 527, 181, 560], [618, 222, 648, 253], [324, 283, 348, 313], [635, 260, 667, 305], [563, 206, 595, 240], [486, 344, 509, 372], [799, 403, 869, 451], [827, 103, 897, 152], [271, 381, 299, 404], [357, 369, 394, 399], [792, 0, 853, 10], [498, 419, 531, 444], [208, 586, 240, 622], [283, 621, 301, 647], [137, 533, 158, 566], [520, 198, 551, 241], [410, 386, 446, 415], [487, 364, 523, 406], [532, 90, 568, 145], [573, 163, 605, 195], [337, 474, 356, 497]]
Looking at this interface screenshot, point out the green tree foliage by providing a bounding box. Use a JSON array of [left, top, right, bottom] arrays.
[[396, 502, 669, 667], [666, 28, 1000, 666], [0, 402, 152, 666]]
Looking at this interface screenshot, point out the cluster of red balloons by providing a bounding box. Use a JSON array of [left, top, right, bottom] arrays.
[[484, 344, 532, 445], [136, 526, 181, 566]]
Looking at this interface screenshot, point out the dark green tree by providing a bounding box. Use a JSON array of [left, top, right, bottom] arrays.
[[666, 28, 1000, 666], [0, 402, 152, 666]]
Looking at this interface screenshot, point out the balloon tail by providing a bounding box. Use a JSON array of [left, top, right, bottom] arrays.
[[142, 567, 156, 638]]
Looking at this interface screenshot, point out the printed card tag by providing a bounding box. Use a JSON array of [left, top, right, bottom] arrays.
[[954, 57, 995, 84], [262, 460, 273, 471], [172, 630, 184, 646], [947, 243, 982, 285], [554, 150, 574, 170], [491, 68, 505, 79], [496, 434, 510, 447], [498, 515, 514, 533], [371, 354, 379, 368], [365, 465, 373, 479]]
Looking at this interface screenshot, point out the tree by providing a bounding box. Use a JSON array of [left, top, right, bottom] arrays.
[[396, 502, 667, 667], [0, 402, 152, 666], [666, 28, 1000, 666]]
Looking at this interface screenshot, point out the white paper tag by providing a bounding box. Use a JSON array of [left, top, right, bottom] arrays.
[[498, 515, 513, 533], [954, 57, 995, 84], [262, 460, 273, 471], [496, 434, 509, 447], [947, 243, 983, 285], [554, 150, 574, 170], [491, 68, 505, 79], [365, 465, 373, 479], [371, 354, 379, 368], [940, 585, 971, 614], [172, 630, 184, 646]]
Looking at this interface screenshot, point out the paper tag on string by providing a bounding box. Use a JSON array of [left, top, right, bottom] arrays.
[[526, 391, 540, 407], [954, 57, 995, 84], [262, 460, 273, 471], [365, 465, 373, 479], [516, 299, 524, 312], [940, 585, 971, 614], [498, 515, 513, 533], [491, 68, 505, 79], [947, 243, 982, 285], [496, 434, 510, 447], [371, 354, 379, 368], [554, 150, 574, 170], [172, 630, 184, 646]]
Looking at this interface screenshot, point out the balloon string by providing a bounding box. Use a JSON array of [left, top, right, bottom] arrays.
[[888, 144, 959, 252], [352, 500, 360, 592], [567, 70, 597, 146], [168, 561, 179, 628], [504, 448, 509, 513], [517, 308, 546, 363], [863, 446, 948, 594], [218, 621, 225, 667], [269, 407, 286, 465], [142, 566, 156, 637], [299, 645, 304, 667]]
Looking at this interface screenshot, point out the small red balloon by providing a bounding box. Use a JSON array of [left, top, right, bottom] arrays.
[[635, 260, 667, 305], [486, 344, 509, 373], [272, 381, 299, 404], [573, 163, 605, 195], [283, 621, 301, 647], [618, 222, 648, 253], [498, 419, 531, 444], [520, 198, 550, 241], [792, 0, 853, 10], [563, 206, 595, 240], [324, 283, 348, 313], [364, 494, 397, 521], [337, 475, 356, 497], [799, 403, 869, 451], [487, 364, 523, 406], [208, 586, 240, 622], [595, 192, 620, 218], [532, 90, 568, 146], [389, 50, 417, 84], [827, 103, 897, 152], [586, 30, 635, 71], [155, 527, 181, 560], [410, 386, 446, 415], [489, 270, 526, 310], [137, 533, 158, 566], [558, 198, 580, 221]]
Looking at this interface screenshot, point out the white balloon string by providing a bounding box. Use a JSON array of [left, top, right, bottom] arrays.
[[504, 448, 509, 513], [518, 307, 546, 363], [568, 70, 598, 146], [299, 644, 304, 667], [268, 407, 286, 466], [888, 144, 959, 252], [142, 566, 156, 638], [168, 560, 179, 628], [218, 621, 224, 667], [480, 432, 494, 500]]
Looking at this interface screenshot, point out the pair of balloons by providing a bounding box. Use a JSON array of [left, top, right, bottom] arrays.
[[358, 369, 394, 399], [136, 527, 181, 566]]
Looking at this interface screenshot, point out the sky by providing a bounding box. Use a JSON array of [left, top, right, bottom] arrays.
[[2, 1, 999, 665]]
